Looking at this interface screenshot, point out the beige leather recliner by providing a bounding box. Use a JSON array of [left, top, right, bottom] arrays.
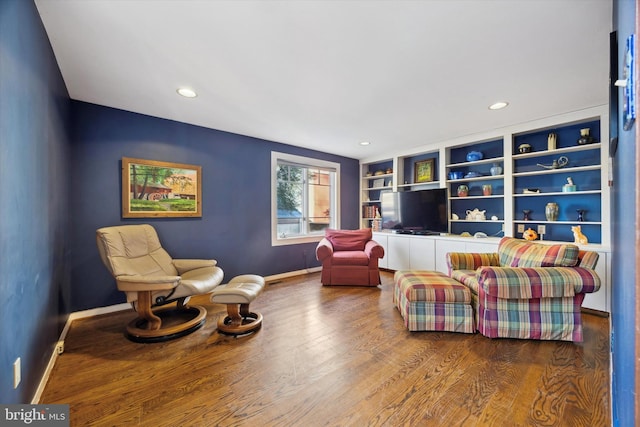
[[96, 224, 224, 342]]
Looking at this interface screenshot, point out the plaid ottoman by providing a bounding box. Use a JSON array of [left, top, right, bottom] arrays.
[[393, 270, 474, 333]]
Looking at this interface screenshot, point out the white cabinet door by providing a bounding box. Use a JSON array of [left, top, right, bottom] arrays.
[[464, 240, 499, 254], [434, 240, 467, 274], [373, 234, 388, 269], [387, 235, 411, 271], [410, 238, 436, 270], [582, 251, 608, 312]]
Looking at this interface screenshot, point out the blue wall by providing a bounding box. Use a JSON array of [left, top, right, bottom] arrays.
[[0, 0, 359, 403], [2, 0, 636, 416], [611, 1, 637, 425], [69, 101, 360, 312], [0, 0, 71, 403]]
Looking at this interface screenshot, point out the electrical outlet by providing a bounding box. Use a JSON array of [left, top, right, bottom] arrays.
[[517, 224, 525, 233], [537, 225, 546, 234], [56, 341, 64, 355], [13, 357, 21, 389]]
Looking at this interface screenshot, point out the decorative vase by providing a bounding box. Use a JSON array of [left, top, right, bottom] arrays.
[[545, 202, 559, 221], [517, 144, 532, 154], [466, 151, 483, 162], [490, 163, 503, 176], [577, 209, 586, 222], [522, 210, 532, 221], [457, 185, 469, 197], [577, 128, 594, 145], [482, 184, 492, 196]]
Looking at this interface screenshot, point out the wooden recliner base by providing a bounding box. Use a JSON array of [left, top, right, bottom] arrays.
[[217, 303, 263, 336], [126, 305, 207, 343]]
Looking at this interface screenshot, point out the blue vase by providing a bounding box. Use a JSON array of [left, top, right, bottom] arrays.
[[466, 151, 483, 162]]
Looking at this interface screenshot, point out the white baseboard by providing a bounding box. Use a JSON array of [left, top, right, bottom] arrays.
[[32, 303, 131, 403], [265, 267, 321, 283], [32, 268, 321, 403]]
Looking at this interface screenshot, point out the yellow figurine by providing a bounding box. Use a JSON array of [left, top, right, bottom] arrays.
[[571, 225, 588, 244], [523, 228, 538, 241]]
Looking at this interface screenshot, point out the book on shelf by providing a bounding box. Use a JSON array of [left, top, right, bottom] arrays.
[[362, 205, 379, 219]]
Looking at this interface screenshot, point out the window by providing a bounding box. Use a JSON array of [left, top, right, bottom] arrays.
[[271, 152, 340, 246]]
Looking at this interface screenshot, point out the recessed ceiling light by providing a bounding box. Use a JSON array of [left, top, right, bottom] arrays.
[[488, 101, 509, 110], [177, 87, 197, 98], [359, 141, 371, 146]]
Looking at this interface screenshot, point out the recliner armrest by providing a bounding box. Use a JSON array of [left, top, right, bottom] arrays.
[[173, 259, 217, 275], [116, 275, 180, 292]]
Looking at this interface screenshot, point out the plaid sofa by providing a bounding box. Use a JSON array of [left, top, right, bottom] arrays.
[[446, 237, 601, 342]]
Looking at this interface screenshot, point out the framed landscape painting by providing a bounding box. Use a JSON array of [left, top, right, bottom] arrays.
[[414, 158, 435, 183], [121, 157, 202, 218]]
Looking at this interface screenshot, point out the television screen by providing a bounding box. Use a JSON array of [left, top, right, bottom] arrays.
[[381, 188, 448, 234]]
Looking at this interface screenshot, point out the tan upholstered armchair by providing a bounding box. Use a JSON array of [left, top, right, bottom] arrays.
[[96, 224, 224, 342], [315, 228, 384, 286]]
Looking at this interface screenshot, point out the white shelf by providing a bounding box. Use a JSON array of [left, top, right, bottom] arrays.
[[446, 175, 504, 183], [513, 190, 601, 197], [449, 195, 503, 200], [363, 173, 392, 180], [397, 181, 440, 189], [512, 143, 601, 160], [513, 220, 601, 225], [446, 156, 505, 168], [364, 185, 392, 191], [451, 219, 504, 223], [512, 165, 600, 177]]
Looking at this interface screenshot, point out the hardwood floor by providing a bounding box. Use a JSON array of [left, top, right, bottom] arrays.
[[40, 271, 610, 426]]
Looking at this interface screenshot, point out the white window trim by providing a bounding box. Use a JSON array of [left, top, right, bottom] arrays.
[[271, 151, 341, 246]]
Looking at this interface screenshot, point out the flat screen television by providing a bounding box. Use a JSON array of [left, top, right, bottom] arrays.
[[380, 188, 448, 234]]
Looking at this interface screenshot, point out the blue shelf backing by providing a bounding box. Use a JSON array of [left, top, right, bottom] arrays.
[[513, 120, 601, 152], [450, 138, 503, 164]]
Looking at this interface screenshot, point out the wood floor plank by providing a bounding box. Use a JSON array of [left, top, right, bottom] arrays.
[[39, 271, 610, 426]]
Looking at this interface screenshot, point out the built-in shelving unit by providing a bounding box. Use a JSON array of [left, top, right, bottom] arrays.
[[511, 119, 603, 243], [359, 107, 610, 246], [397, 151, 440, 191], [360, 160, 393, 229], [360, 107, 610, 313], [444, 138, 505, 237]]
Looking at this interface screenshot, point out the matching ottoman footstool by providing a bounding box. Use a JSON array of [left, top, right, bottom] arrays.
[[210, 274, 265, 336], [393, 270, 475, 333]]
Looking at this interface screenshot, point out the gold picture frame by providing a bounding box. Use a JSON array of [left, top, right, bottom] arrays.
[[414, 158, 435, 183], [121, 157, 202, 218]]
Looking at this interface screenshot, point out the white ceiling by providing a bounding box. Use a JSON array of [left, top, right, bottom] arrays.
[[34, 0, 612, 160]]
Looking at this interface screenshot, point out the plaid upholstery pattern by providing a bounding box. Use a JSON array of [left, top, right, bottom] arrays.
[[578, 250, 599, 270], [446, 252, 499, 275], [394, 271, 471, 303], [394, 271, 474, 333], [477, 289, 586, 341], [446, 239, 601, 342], [478, 266, 600, 299], [498, 237, 580, 268], [450, 270, 479, 293]]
